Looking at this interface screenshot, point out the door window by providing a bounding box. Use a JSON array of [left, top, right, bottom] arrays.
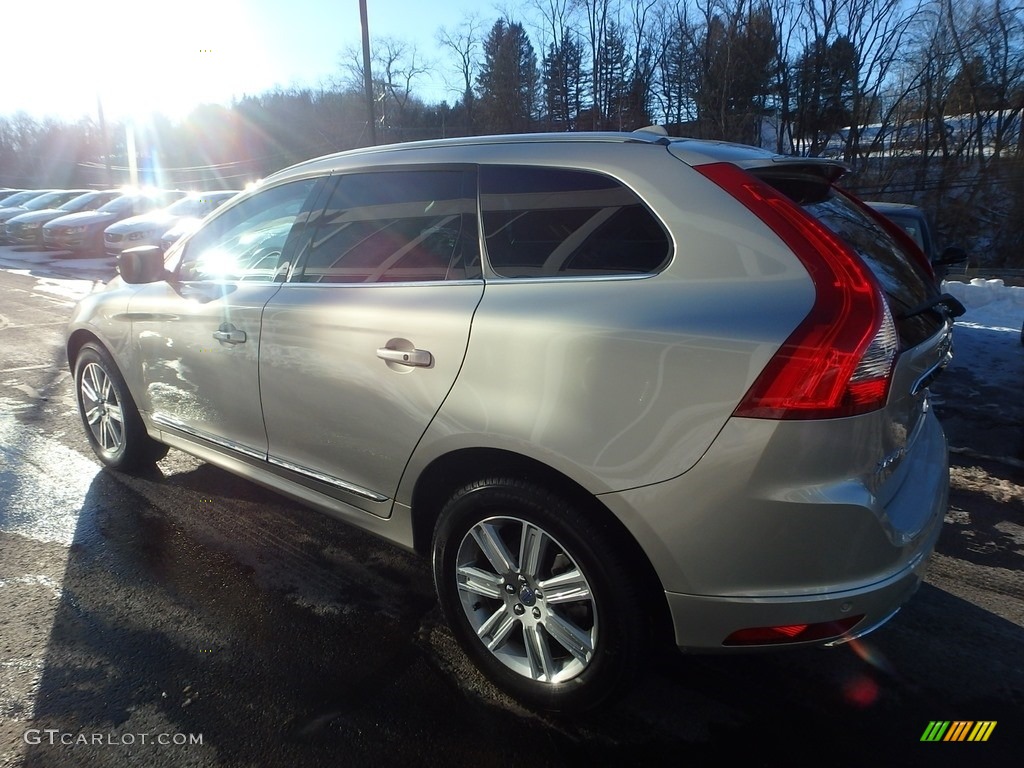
[[296, 169, 479, 283], [177, 179, 317, 282]]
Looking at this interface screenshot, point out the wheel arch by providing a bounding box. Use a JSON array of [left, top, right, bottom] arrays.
[[66, 328, 106, 372], [410, 447, 672, 638]]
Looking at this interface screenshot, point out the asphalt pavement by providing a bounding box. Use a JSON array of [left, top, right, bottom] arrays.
[[0, 245, 1021, 768]]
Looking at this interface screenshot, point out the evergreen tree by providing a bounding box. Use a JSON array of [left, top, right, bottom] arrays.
[[476, 19, 540, 134], [542, 33, 588, 131], [794, 35, 859, 154], [696, 3, 778, 143]]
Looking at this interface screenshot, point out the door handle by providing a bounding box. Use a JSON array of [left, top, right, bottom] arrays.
[[376, 346, 432, 367], [212, 324, 247, 344]]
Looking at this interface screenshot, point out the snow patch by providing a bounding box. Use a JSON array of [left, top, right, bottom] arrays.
[[943, 278, 1024, 331]]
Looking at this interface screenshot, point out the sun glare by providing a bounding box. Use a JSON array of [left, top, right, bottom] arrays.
[[5, 1, 275, 123]]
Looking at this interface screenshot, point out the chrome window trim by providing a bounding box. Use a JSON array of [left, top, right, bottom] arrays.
[[279, 274, 656, 288], [279, 279, 485, 288], [480, 272, 659, 285]]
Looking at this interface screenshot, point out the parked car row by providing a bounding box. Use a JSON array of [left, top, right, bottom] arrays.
[[104, 190, 237, 257], [0, 187, 238, 256]]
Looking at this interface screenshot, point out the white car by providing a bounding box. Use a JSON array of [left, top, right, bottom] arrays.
[[103, 190, 237, 257]]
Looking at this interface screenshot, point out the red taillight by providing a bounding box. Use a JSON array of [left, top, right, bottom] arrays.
[[694, 162, 897, 420]]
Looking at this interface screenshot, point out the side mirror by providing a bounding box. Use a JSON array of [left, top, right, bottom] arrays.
[[119, 245, 169, 284]]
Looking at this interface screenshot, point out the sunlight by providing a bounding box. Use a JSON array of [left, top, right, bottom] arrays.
[[5, 1, 276, 122]]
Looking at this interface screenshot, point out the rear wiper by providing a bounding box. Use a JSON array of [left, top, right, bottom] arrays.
[[898, 292, 966, 320]]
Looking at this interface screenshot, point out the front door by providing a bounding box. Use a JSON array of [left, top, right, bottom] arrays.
[[128, 178, 321, 458]]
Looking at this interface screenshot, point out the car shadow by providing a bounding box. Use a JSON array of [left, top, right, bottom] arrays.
[[16, 458, 1024, 767]]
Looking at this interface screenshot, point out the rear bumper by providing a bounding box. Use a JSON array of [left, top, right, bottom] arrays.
[[663, 525, 936, 649], [600, 406, 949, 650]]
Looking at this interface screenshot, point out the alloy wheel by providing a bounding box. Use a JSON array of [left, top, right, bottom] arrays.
[[79, 362, 125, 455], [454, 515, 599, 684]]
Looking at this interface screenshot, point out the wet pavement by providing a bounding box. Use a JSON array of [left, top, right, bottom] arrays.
[[0, 245, 1021, 767]]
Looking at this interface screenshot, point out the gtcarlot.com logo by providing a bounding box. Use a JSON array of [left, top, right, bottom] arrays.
[[23, 730, 203, 747], [920, 721, 997, 742]]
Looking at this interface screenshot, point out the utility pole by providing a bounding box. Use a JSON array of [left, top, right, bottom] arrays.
[[359, 0, 377, 146]]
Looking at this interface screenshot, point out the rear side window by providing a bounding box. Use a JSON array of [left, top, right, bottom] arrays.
[[298, 169, 479, 283], [757, 172, 943, 348], [480, 166, 670, 278]]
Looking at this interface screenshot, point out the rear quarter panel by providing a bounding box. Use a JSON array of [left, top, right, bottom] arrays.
[[398, 144, 815, 500]]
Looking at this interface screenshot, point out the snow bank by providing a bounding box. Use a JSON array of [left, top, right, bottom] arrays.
[[943, 278, 1024, 332], [940, 278, 1023, 394]]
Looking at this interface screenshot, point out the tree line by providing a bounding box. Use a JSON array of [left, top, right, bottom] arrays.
[[1, 0, 1022, 266]]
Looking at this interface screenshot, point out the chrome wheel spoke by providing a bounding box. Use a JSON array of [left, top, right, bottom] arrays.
[[106, 403, 123, 427], [102, 415, 123, 451], [80, 374, 100, 406], [538, 568, 591, 605], [99, 375, 113, 402], [101, 417, 117, 450], [544, 611, 594, 665], [478, 605, 517, 650], [524, 624, 555, 681], [457, 566, 504, 599], [518, 523, 545, 581], [85, 405, 103, 426], [470, 522, 516, 575]]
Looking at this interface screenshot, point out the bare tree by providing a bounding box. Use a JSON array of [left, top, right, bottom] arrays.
[[651, 1, 703, 128], [437, 13, 485, 121], [799, 0, 923, 163], [340, 37, 431, 143], [763, 0, 805, 152], [581, 0, 618, 129]]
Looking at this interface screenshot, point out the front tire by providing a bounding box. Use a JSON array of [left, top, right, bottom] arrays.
[[74, 342, 167, 471], [432, 478, 648, 712]]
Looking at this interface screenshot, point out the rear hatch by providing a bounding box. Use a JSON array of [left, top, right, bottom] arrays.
[[750, 163, 955, 534], [675, 146, 954, 538]]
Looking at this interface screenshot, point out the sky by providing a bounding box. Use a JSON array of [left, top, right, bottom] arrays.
[[1, 0, 489, 123]]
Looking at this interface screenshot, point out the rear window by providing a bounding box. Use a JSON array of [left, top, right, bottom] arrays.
[[756, 172, 943, 348]]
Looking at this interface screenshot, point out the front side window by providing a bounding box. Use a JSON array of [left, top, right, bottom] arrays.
[[480, 166, 671, 278], [297, 169, 479, 283], [177, 179, 316, 282]]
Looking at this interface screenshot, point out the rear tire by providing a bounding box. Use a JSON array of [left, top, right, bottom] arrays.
[[74, 342, 168, 471], [432, 478, 648, 712]]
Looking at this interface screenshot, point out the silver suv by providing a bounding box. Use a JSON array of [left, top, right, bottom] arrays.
[[66, 131, 955, 712]]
